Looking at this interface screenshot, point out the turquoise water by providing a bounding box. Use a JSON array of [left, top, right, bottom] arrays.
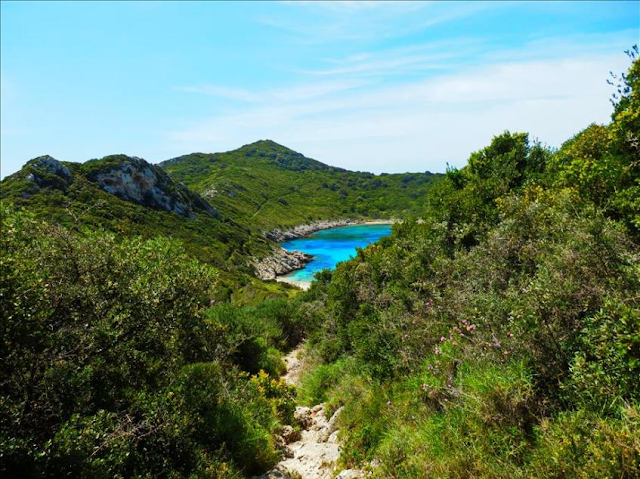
[[280, 224, 392, 284]]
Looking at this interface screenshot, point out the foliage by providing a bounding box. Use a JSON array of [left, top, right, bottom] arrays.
[[1, 52, 639, 479], [161, 140, 441, 231], [0, 206, 295, 477], [292, 56, 640, 478]]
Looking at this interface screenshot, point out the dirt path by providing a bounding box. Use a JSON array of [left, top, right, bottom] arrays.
[[259, 345, 348, 479]]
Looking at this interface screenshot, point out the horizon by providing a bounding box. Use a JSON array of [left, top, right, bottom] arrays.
[[1, 1, 639, 179], [9, 138, 445, 177]]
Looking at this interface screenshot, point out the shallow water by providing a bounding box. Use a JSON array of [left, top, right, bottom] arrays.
[[279, 223, 392, 284]]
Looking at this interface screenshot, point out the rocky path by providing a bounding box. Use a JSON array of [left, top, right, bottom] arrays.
[[259, 346, 356, 479]]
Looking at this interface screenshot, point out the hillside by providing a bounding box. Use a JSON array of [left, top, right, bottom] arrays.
[[0, 153, 289, 301], [2, 55, 637, 479], [283, 59, 640, 477], [160, 140, 441, 231]]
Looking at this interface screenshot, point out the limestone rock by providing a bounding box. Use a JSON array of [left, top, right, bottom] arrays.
[[253, 248, 313, 280], [282, 425, 301, 444], [26, 156, 74, 191], [321, 406, 343, 442], [87, 155, 218, 219], [264, 219, 356, 242], [256, 465, 296, 479], [336, 470, 363, 479], [294, 406, 313, 429]]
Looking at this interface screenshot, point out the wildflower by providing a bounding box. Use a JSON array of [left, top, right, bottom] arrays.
[[461, 319, 468, 325], [466, 324, 476, 331], [434, 346, 442, 355], [439, 336, 446, 342], [507, 331, 513, 338], [425, 301, 431, 308], [428, 390, 436, 398], [422, 383, 429, 391], [493, 340, 501, 348], [386, 400, 392, 406], [427, 364, 434, 371]]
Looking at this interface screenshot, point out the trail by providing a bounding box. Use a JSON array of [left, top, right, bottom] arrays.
[[259, 345, 358, 479]]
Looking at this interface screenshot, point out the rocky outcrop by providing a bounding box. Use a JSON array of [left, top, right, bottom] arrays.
[[26, 156, 74, 191], [264, 219, 356, 242], [253, 247, 313, 280], [86, 155, 218, 219]]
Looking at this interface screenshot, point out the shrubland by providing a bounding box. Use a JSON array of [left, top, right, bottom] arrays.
[[294, 55, 640, 477], [0, 206, 311, 477], [160, 140, 441, 231], [1, 54, 638, 478]]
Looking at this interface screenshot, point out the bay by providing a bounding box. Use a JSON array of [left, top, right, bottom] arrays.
[[279, 223, 392, 285]]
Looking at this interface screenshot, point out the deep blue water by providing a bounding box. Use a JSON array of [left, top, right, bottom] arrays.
[[279, 224, 392, 284]]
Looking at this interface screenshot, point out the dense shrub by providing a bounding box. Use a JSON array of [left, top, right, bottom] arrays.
[[292, 57, 640, 478], [0, 205, 293, 477]]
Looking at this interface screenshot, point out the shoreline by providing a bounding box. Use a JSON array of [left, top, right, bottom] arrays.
[[255, 218, 396, 285], [276, 276, 311, 290], [273, 219, 397, 289], [265, 217, 396, 243]]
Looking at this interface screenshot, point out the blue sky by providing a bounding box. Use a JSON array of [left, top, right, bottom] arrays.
[[1, 1, 638, 177]]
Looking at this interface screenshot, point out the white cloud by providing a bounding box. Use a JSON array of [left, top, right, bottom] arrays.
[[258, 1, 484, 44], [168, 52, 629, 173], [179, 79, 369, 104]]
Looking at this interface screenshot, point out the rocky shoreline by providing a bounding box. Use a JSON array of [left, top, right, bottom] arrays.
[[253, 248, 313, 281], [264, 218, 357, 242], [255, 218, 395, 282]]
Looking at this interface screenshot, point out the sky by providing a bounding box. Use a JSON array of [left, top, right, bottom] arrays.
[[1, 1, 638, 178]]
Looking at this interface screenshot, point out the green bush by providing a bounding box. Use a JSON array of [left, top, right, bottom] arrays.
[[0, 205, 292, 477]]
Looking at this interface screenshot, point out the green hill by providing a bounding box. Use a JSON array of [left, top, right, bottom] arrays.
[[288, 58, 640, 477], [0, 154, 272, 268], [160, 140, 441, 231]]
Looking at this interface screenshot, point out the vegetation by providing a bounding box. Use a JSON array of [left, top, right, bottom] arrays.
[[161, 140, 441, 231], [0, 206, 313, 477], [292, 55, 640, 477], [1, 53, 638, 477]]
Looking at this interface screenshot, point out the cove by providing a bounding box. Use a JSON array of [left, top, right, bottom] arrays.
[[279, 223, 392, 286]]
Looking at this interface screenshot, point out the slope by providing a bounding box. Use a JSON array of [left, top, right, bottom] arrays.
[[0, 154, 283, 300], [160, 140, 442, 231]]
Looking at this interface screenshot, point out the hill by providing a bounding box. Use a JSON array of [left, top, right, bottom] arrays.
[[1, 54, 638, 478], [0, 143, 441, 296], [0, 153, 287, 300], [160, 140, 442, 231]]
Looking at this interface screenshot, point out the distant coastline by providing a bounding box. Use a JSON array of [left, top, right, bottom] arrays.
[[264, 218, 397, 242], [254, 219, 396, 283]]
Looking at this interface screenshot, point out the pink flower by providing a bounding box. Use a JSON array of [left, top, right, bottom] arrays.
[[494, 340, 501, 348], [428, 390, 436, 397], [386, 400, 392, 406], [440, 336, 446, 342], [434, 346, 442, 355], [425, 301, 431, 308], [422, 383, 428, 391]]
